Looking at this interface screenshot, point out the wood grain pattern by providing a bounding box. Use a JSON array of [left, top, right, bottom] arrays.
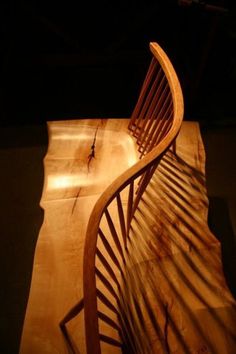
[[20, 42, 235, 354], [19, 42, 183, 354], [122, 122, 236, 353], [81, 42, 184, 354], [20, 118, 139, 354], [20, 121, 236, 354]]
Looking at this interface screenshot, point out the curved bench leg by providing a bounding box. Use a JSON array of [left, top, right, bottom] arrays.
[[59, 298, 84, 353], [60, 298, 84, 327]]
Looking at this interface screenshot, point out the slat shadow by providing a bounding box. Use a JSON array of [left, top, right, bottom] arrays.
[[120, 149, 236, 353], [60, 148, 236, 354]]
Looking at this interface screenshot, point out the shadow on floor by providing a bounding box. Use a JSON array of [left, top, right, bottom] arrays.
[[208, 197, 236, 298], [0, 124, 48, 354], [201, 123, 236, 299], [1, 121, 236, 353]]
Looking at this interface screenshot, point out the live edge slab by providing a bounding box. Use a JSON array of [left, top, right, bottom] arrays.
[[20, 120, 236, 354]]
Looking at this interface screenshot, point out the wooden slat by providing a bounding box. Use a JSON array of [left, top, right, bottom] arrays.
[[95, 267, 119, 302], [59, 298, 84, 327], [132, 67, 163, 138], [136, 73, 167, 144], [140, 91, 171, 157], [96, 248, 120, 287], [133, 163, 159, 213], [98, 311, 121, 332], [116, 193, 127, 249], [99, 334, 122, 347], [153, 111, 174, 149], [146, 102, 173, 153], [138, 58, 157, 97], [98, 228, 123, 272], [105, 209, 125, 264], [138, 83, 170, 155], [96, 289, 119, 316], [116, 294, 140, 353], [129, 57, 158, 130], [126, 180, 134, 235]]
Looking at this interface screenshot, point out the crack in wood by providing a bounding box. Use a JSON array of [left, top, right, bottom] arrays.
[[71, 125, 100, 214], [71, 187, 82, 215], [87, 125, 99, 173]]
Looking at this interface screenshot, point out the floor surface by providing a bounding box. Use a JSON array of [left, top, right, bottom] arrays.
[[0, 120, 235, 354]]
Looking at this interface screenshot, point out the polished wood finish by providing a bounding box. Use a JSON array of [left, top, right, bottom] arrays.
[[81, 42, 184, 354], [20, 118, 136, 354], [20, 42, 235, 354]]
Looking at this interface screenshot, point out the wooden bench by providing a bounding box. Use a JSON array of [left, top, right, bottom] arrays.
[[20, 43, 236, 354]]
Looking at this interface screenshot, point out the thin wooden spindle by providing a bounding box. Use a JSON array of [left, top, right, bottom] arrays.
[[118, 287, 144, 354], [135, 166, 153, 201], [117, 305, 138, 354], [99, 334, 122, 347], [128, 295, 153, 353], [136, 72, 166, 144], [98, 229, 123, 272], [146, 101, 173, 154], [132, 162, 159, 216], [129, 58, 157, 130], [105, 209, 125, 264], [139, 87, 170, 155], [132, 67, 163, 138], [60, 298, 84, 327], [116, 193, 127, 248], [96, 275, 125, 328], [138, 83, 169, 154], [96, 289, 119, 315], [140, 91, 171, 157], [126, 181, 134, 235], [138, 58, 157, 97], [95, 267, 119, 301], [136, 170, 147, 190], [96, 248, 120, 287], [150, 79, 168, 119], [98, 311, 121, 332], [154, 108, 174, 148], [171, 139, 177, 155]]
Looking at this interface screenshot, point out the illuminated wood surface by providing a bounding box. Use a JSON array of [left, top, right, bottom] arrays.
[[20, 118, 137, 354], [122, 122, 236, 353], [20, 42, 235, 354], [75, 42, 185, 354], [20, 121, 236, 353]]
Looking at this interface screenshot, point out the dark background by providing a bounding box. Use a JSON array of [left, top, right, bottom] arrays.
[[1, 0, 236, 124], [1, 1, 236, 353]]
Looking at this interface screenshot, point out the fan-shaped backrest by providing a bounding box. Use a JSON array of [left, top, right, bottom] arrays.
[[83, 42, 184, 354]]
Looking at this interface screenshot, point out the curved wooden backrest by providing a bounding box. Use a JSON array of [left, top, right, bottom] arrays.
[[83, 42, 184, 354]]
